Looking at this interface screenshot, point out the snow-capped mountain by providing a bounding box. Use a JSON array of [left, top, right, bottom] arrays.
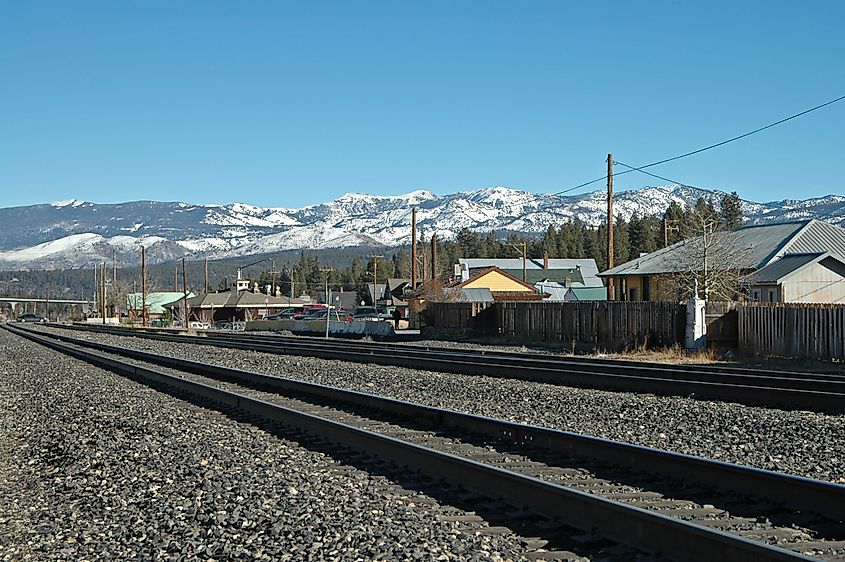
[[0, 185, 842, 270]]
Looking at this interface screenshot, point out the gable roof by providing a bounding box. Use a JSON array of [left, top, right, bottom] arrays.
[[127, 292, 196, 314], [457, 266, 539, 292], [460, 258, 602, 287], [599, 220, 845, 277], [742, 252, 845, 285], [441, 287, 495, 302], [567, 286, 608, 301]]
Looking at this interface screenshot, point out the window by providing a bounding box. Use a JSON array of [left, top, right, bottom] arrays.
[[752, 290, 760, 301], [768, 289, 776, 302]]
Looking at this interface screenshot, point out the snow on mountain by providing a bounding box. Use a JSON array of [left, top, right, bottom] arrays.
[[0, 185, 843, 270]]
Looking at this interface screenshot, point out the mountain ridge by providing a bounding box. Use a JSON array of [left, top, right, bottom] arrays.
[[0, 185, 843, 270]]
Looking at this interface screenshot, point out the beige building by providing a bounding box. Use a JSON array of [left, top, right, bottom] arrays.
[[742, 252, 845, 303]]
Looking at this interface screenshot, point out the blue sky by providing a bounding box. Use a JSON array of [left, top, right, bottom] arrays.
[[1, 1, 844, 208]]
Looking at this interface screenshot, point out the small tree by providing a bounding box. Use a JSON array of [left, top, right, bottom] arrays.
[[671, 207, 750, 301]]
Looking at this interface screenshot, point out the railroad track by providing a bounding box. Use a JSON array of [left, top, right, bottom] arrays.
[[47, 322, 845, 412], [9, 323, 845, 561]]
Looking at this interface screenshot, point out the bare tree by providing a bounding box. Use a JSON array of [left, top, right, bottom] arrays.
[[670, 209, 751, 301]]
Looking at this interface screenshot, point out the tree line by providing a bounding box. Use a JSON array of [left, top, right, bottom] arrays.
[[0, 192, 744, 305]]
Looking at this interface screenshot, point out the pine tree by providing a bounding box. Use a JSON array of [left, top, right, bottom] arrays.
[[720, 191, 744, 230]]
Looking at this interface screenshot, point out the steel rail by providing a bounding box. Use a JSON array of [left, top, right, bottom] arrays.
[[16, 324, 845, 521], [4, 324, 825, 562], [48, 323, 845, 412], [210, 329, 845, 379]]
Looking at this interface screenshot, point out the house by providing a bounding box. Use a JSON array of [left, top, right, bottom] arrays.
[[186, 290, 313, 323], [127, 292, 195, 320], [599, 219, 845, 301], [457, 257, 603, 288], [534, 281, 607, 302], [454, 266, 546, 301], [741, 252, 845, 303]]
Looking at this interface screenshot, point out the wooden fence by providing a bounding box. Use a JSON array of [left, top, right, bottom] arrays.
[[426, 301, 686, 351], [423, 302, 496, 333], [738, 303, 845, 361], [496, 301, 686, 351], [705, 301, 738, 348]]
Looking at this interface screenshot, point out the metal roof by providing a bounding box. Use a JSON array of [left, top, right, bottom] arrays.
[[126, 292, 196, 314], [742, 252, 845, 285], [599, 220, 845, 277], [441, 287, 495, 302], [567, 286, 608, 301], [460, 258, 602, 287]]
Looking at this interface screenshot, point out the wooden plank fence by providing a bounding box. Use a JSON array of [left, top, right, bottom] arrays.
[[495, 301, 686, 351], [738, 303, 845, 361], [424, 302, 496, 333]]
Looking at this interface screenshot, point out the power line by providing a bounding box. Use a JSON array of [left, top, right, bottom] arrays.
[[554, 92, 845, 196], [613, 161, 702, 190]]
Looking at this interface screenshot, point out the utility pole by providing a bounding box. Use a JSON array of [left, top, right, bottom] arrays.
[[270, 259, 277, 297], [182, 257, 188, 328], [607, 153, 615, 300], [100, 262, 106, 324], [141, 246, 147, 327], [663, 219, 680, 247], [174, 264, 178, 292], [93, 266, 97, 318], [430, 234, 437, 281], [370, 255, 382, 308], [320, 266, 333, 339], [204, 258, 209, 294], [112, 249, 116, 320], [411, 208, 417, 289], [522, 240, 527, 283]]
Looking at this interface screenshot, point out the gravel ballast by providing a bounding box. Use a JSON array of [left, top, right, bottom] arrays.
[[0, 329, 536, 561], [40, 326, 845, 484]]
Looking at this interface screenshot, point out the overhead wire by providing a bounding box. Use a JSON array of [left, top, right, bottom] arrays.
[[554, 92, 845, 196]]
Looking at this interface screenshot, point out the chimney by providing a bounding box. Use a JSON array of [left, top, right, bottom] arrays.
[[543, 253, 549, 270], [564, 276, 572, 288]]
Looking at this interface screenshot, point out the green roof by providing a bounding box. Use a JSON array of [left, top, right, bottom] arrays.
[[568, 286, 608, 301], [127, 292, 195, 314]]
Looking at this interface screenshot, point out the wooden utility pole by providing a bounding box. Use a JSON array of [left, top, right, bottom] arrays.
[[522, 240, 527, 283], [100, 262, 106, 324], [320, 266, 333, 339], [410, 208, 417, 288], [174, 264, 178, 291], [112, 249, 116, 318], [204, 258, 209, 294], [607, 153, 615, 300], [93, 265, 98, 318], [430, 234, 437, 281], [181, 257, 188, 328], [270, 259, 277, 297], [141, 246, 147, 327], [370, 255, 382, 307]]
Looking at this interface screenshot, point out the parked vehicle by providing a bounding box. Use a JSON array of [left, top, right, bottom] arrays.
[[18, 313, 46, 323], [351, 306, 392, 321], [189, 321, 211, 330], [262, 308, 298, 320], [292, 305, 327, 320], [302, 308, 350, 321]]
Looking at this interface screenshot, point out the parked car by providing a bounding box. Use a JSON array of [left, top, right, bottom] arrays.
[[189, 321, 211, 330], [351, 306, 392, 321], [18, 313, 46, 323], [292, 305, 327, 320], [263, 308, 298, 320], [302, 308, 350, 321]]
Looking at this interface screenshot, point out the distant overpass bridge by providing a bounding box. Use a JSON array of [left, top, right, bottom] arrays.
[[0, 297, 93, 315]]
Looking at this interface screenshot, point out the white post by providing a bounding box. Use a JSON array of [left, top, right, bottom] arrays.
[[685, 279, 707, 349]]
